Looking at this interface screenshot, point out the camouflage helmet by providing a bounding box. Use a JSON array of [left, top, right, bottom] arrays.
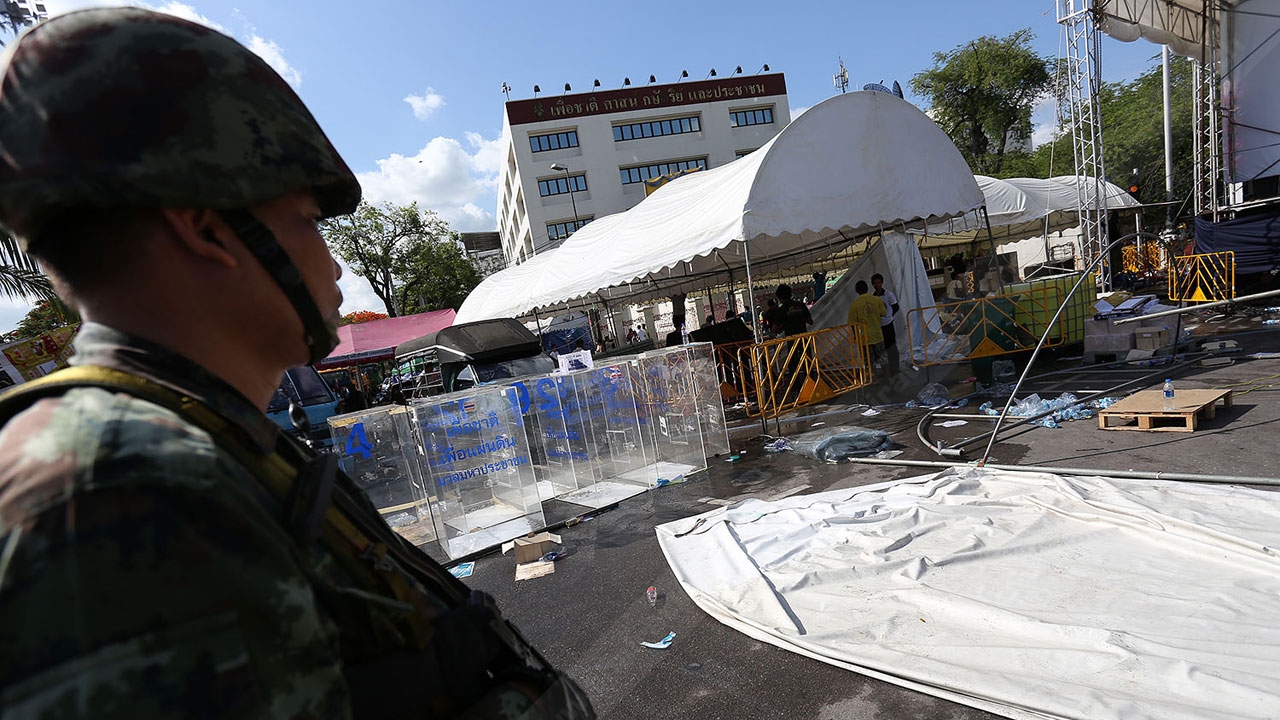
[[0, 6, 361, 241]]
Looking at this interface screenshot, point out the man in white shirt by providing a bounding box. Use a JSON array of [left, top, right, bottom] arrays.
[[871, 273, 899, 378]]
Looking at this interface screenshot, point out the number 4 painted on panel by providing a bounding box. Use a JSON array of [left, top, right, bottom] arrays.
[[345, 421, 374, 459]]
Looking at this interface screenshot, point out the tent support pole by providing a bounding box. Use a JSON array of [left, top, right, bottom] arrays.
[[741, 239, 768, 434], [981, 206, 1006, 295], [532, 307, 543, 335], [743, 241, 761, 343]]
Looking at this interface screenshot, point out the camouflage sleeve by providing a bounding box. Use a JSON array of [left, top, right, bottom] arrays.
[[0, 389, 351, 719]]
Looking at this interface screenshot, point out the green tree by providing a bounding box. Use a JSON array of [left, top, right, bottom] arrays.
[[1020, 55, 1194, 226], [321, 201, 481, 317], [397, 238, 482, 315], [7, 297, 78, 342], [911, 29, 1052, 175]]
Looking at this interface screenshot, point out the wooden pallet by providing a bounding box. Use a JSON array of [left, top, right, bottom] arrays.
[[1098, 388, 1233, 432]]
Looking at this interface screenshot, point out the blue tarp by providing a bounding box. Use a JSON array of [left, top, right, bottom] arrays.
[[1195, 209, 1280, 274]]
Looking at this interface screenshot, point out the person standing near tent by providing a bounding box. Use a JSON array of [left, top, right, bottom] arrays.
[[0, 9, 591, 719], [848, 280, 888, 372], [871, 273, 899, 378], [946, 271, 969, 303]]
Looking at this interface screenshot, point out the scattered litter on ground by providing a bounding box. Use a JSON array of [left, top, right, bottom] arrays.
[[872, 449, 904, 460], [726, 454, 741, 462], [977, 393, 1118, 428], [448, 562, 475, 579], [938, 420, 968, 428], [1250, 352, 1280, 359], [514, 560, 555, 581], [790, 425, 894, 463], [641, 632, 676, 649], [763, 438, 793, 452], [540, 550, 567, 562], [811, 421, 826, 427], [647, 586, 658, 607], [861, 407, 882, 417], [915, 383, 951, 407]]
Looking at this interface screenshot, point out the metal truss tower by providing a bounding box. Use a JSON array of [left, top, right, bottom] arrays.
[[1058, 0, 1111, 292], [1192, 5, 1222, 219]]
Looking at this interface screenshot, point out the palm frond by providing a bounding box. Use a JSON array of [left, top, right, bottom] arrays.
[[1, 232, 41, 272], [0, 265, 55, 303]]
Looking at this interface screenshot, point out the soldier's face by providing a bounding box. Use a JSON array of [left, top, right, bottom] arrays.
[[251, 190, 344, 333]]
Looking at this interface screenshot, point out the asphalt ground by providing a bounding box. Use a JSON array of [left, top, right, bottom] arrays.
[[459, 317, 1280, 720]]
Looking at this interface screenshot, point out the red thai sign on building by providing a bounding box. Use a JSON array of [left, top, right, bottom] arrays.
[[505, 73, 787, 126]]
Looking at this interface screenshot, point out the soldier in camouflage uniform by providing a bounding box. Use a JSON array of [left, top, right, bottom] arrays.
[[0, 8, 593, 719]]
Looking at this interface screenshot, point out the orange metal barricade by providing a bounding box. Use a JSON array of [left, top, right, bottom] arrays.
[[905, 286, 1066, 367], [712, 340, 754, 403], [1169, 251, 1235, 302], [742, 324, 873, 420]]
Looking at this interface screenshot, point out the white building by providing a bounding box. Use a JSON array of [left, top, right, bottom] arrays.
[[496, 72, 790, 266]]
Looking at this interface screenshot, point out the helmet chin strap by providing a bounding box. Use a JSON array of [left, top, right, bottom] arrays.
[[218, 208, 339, 365]]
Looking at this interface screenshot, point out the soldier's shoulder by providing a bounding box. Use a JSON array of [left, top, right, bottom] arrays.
[[0, 386, 231, 517]]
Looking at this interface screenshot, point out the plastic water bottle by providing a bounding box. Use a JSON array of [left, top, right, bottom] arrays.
[[1163, 379, 1175, 411], [681, 324, 690, 345]]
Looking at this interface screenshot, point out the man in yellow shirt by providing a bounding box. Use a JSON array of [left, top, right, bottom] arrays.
[[847, 280, 888, 371]]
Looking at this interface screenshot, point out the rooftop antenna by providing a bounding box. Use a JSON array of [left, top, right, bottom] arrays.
[[500, 82, 511, 101], [833, 57, 849, 94]]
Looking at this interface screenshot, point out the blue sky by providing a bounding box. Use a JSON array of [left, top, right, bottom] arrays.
[[2, 0, 1168, 335]]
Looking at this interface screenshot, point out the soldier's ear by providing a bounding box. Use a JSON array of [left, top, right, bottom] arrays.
[[159, 208, 239, 270]]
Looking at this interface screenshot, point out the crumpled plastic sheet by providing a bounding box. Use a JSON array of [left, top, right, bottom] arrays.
[[977, 393, 1120, 428], [788, 425, 894, 463]]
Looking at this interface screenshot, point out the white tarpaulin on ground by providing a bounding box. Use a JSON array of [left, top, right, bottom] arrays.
[[656, 467, 1280, 720], [456, 91, 983, 324]]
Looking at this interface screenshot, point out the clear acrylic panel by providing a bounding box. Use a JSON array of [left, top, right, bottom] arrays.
[[327, 405, 436, 547], [633, 345, 708, 486], [410, 384, 545, 559], [683, 342, 731, 457]]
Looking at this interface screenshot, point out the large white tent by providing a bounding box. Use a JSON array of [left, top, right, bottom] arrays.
[[456, 91, 984, 324], [917, 175, 1143, 249]]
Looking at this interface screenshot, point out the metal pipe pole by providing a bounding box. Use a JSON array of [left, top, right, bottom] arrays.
[[844, 456, 1280, 487], [742, 240, 761, 343], [981, 206, 1005, 295], [1163, 45, 1175, 230], [1112, 287, 1280, 325], [979, 231, 1165, 465]]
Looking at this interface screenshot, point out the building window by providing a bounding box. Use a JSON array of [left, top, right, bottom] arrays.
[[538, 174, 588, 197], [612, 115, 701, 142], [547, 216, 594, 241], [729, 107, 774, 127], [529, 130, 579, 153], [735, 148, 757, 157], [619, 158, 708, 185]]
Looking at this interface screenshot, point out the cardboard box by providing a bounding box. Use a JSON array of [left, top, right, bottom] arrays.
[[1135, 326, 1171, 351], [1086, 318, 1125, 336], [512, 532, 560, 564], [1085, 333, 1134, 354]]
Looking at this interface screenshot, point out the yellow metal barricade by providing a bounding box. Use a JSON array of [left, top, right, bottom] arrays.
[[743, 324, 873, 420], [1169, 251, 1235, 302], [905, 285, 1066, 367], [713, 340, 754, 403]]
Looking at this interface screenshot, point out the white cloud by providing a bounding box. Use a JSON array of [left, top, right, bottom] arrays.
[[247, 35, 301, 87], [404, 89, 446, 121], [41, 1, 302, 88], [790, 105, 810, 122], [1030, 96, 1059, 148], [355, 133, 504, 232], [336, 257, 385, 316]]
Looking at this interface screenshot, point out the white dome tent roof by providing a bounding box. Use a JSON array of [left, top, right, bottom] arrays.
[[457, 90, 984, 323]]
